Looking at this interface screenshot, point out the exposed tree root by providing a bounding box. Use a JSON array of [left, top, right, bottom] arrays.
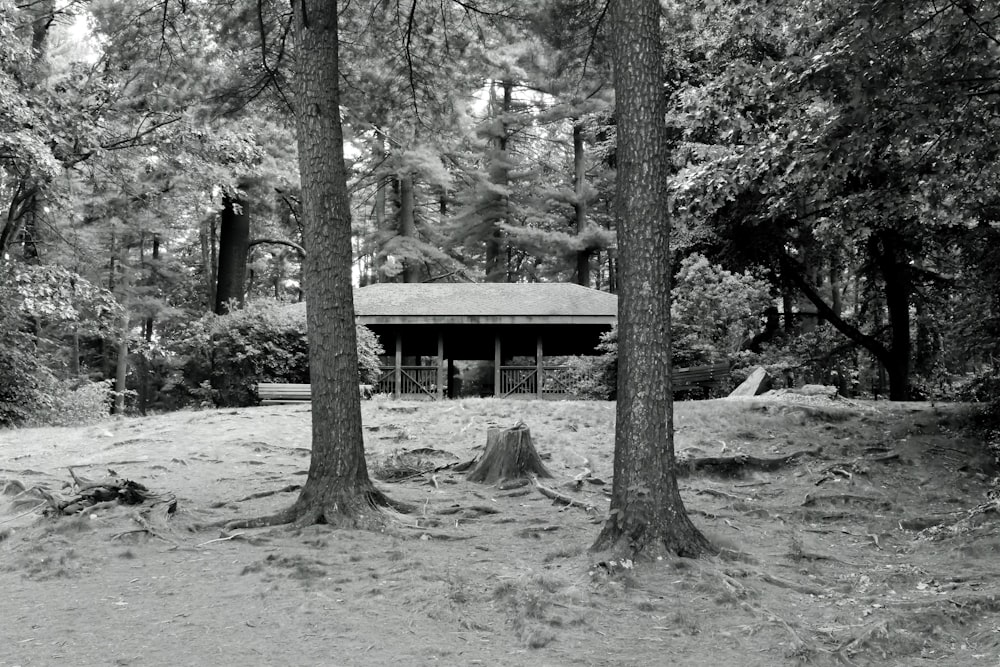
[[694, 487, 751, 502], [592, 511, 718, 560], [913, 500, 999, 538], [802, 493, 893, 511], [436, 505, 500, 516], [397, 525, 473, 540], [758, 572, 829, 597], [234, 484, 302, 503], [676, 449, 819, 478], [222, 485, 412, 532]]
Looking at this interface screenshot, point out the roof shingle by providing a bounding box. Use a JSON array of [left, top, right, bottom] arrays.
[[354, 283, 617, 318]]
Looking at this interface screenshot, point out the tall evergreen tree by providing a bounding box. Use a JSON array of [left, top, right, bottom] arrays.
[[227, 0, 406, 529], [592, 0, 713, 558]]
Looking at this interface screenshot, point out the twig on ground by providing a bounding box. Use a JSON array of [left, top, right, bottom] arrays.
[[197, 532, 246, 547], [0, 501, 48, 524]]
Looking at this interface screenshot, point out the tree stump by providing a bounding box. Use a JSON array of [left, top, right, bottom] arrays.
[[467, 423, 553, 485]]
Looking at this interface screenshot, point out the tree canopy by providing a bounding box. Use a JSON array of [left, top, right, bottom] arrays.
[[1, 0, 998, 545]]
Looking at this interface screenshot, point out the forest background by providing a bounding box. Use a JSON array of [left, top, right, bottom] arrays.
[[2, 0, 999, 427]]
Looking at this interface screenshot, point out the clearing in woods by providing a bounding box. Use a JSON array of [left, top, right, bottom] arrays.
[[2, 397, 999, 666]]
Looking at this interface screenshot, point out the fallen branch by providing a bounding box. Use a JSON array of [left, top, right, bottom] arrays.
[[196, 532, 246, 547], [758, 572, 829, 597], [532, 475, 597, 513], [914, 500, 1000, 539]]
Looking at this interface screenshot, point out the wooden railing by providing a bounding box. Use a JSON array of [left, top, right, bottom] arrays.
[[541, 366, 574, 394], [375, 366, 440, 398], [499, 365, 572, 397]]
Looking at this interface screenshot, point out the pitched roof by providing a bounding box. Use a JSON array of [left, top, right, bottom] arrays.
[[354, 283, 617, 324]]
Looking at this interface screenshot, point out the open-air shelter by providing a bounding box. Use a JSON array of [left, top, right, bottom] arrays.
[[354, 283, 617, 399]]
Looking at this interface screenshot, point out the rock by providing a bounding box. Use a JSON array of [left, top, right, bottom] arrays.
[[728, 367, 772, 398]]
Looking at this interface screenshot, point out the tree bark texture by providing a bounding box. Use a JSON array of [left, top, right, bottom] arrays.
[[214, 192, 250, 314], [485, 79, 513, 282], [574, 122, 591, 287], [872, 231, 911, 400], [591, 0, 712, 559], [113, 243, 130, 415], [398, 173, 419, 282], [372, 130, 387, 283]]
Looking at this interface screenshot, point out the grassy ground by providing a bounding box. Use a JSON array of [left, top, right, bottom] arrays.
[[1, 396, 999, 666]]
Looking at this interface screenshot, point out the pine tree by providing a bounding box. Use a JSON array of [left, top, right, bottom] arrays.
[[591, 0, 713, 559]]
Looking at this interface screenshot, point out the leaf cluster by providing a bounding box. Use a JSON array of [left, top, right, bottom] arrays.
[[168, 299, 383, 408]]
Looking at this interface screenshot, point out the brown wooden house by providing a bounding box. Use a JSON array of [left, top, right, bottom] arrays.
[[354, 283, 617, 399]]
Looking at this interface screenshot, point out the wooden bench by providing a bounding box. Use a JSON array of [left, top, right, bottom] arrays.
[[257, 382, 374, 405], [672, 361, 732, 397], [258, 382, 311, 405]]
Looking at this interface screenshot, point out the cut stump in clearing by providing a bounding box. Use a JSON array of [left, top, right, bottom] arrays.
[[467, 423, 552, 485]]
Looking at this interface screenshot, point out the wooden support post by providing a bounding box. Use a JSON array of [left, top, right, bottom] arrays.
[[536, 334, 544, 397], [447, 358, 455, 398], [436, 332, 444, 400], [494, 334, 502, 398], [394, 332, 402, 399]]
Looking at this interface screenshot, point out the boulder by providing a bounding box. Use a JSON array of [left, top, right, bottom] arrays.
[[728, 366, 772, 398]]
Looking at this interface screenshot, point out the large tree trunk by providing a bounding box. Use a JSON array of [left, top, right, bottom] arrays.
[[485, 79, 513, 282], [372, 130, 387, 283], [113, 309, 129, 415], [591, 0, 712, 559], [574, 122, 592, 287], [227, 0, 404, 530], [398, 173, 419, 283], [113, 244, 130, 415], [199, 215, 217, 310], [214, 191, 250, 314], [873, 231, 911, 400]]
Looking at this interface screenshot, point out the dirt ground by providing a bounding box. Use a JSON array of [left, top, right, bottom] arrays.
[[2, 396, 1000, 666]]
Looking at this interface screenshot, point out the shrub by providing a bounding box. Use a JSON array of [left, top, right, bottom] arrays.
[[0, 346, 47, 427], [567, 256, 772, 399], [0, 263, 123, 427], [27, 379, 114, 427], [170, 299, 383, 407], [957, 367, 1000, 406], [565, 328, 617, 400], [671, 254, 773, 366]]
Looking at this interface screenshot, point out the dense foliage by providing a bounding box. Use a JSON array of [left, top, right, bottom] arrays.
[[0, 264, 121, 426], [170, 300, 382, 408], [570, 257, 772, 399], [1, 0, 998, 424]]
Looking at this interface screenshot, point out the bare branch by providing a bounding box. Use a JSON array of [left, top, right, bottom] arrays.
[[257, 0, 295, 113], [403, 0, 422, 123], [248, 237, 307, 256], [581, 0, 610, 83]]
